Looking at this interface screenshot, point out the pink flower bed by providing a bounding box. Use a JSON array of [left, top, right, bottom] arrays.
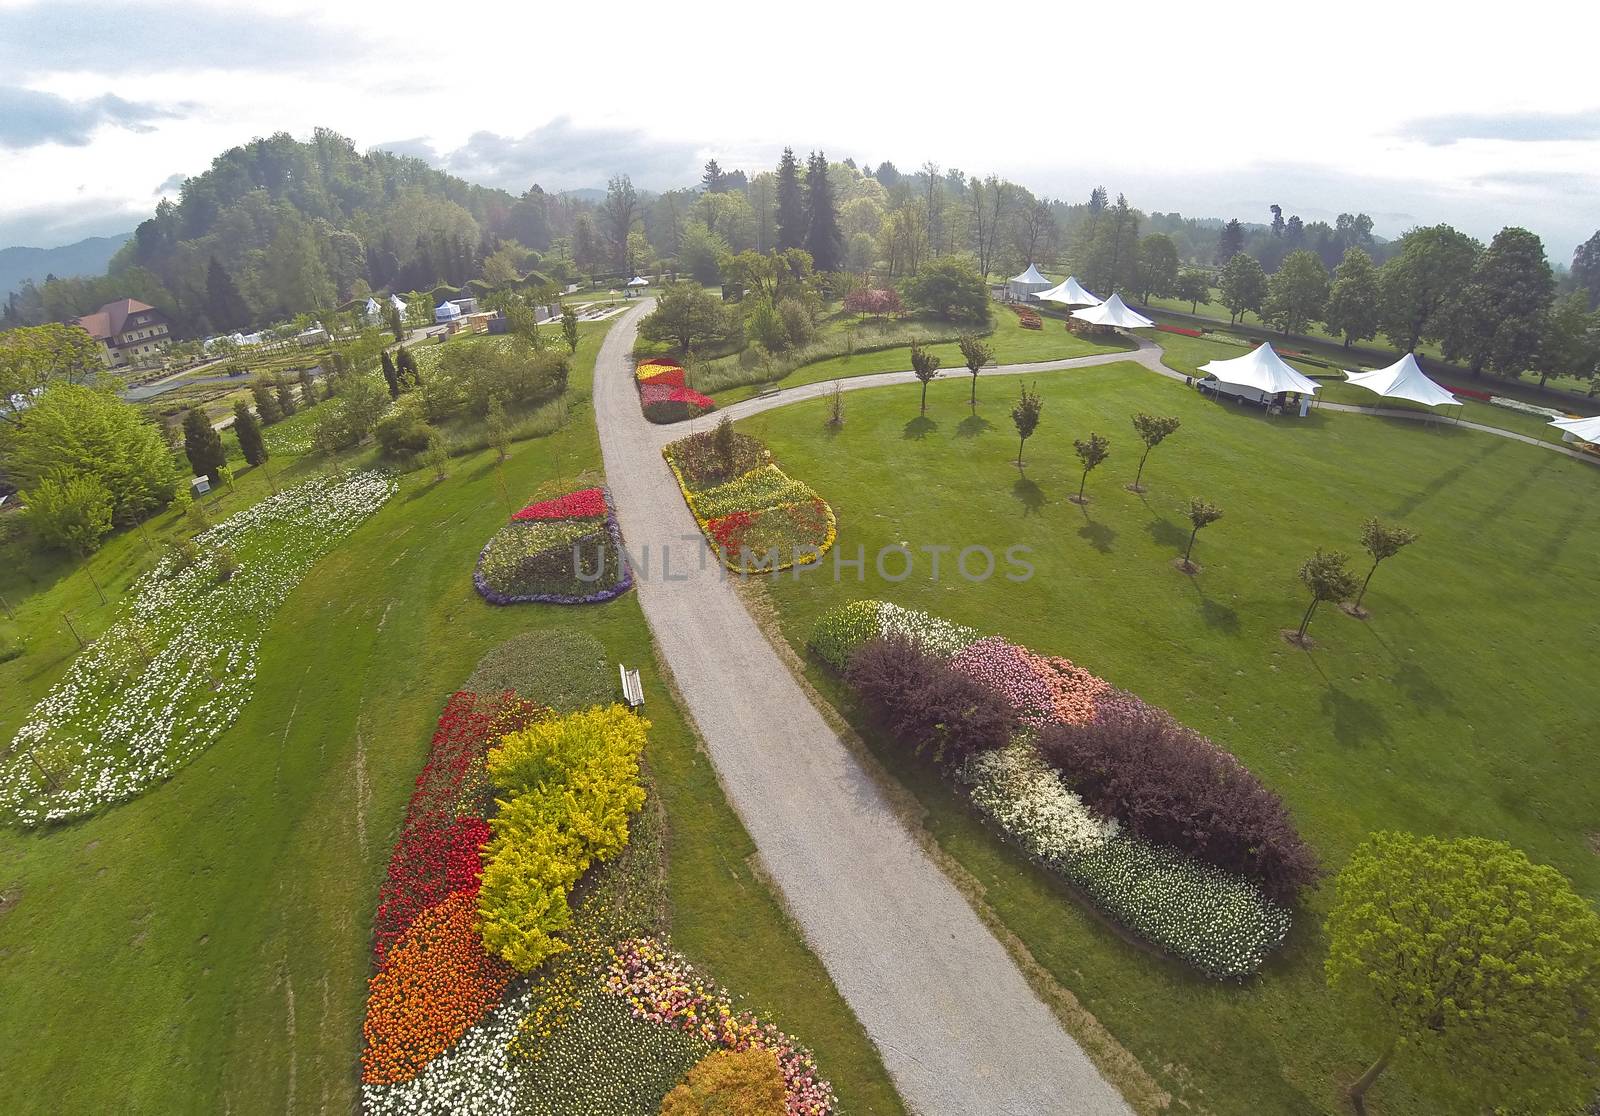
[[510, 486, 607, 522], [949, 637, 1110, 727]]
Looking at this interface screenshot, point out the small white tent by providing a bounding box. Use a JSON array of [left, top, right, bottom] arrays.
[[1343, 353, 1459, 408], [1070, 292, 1154, 330], [363, 296, 381, 321], [1007, 263, 1052, 301], [1037, 276, 1102, 307], [389, 294, 408, 314], [1200, 343, 1320, 395], [434, 300, 462, 323], [1550, 413, 1600, 442], [627, 276, 649, 288]]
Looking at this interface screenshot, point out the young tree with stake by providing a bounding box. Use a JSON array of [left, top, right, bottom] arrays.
[[958, 334, 992, 412], [1292, 549, 1358, 644], [562, 305, 580, 353], [1352, 519, 1416, 614], [1071, 434, 1110, 503], [1181, 498, 1221, 570], [910, 341, 941, 415], [1325, 832, 1600, 1115], [1129, 413, 1180, 491], [1011, 383, 1042, 468]]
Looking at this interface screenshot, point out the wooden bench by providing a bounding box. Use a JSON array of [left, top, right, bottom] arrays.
[[619, 664, 644, 712]]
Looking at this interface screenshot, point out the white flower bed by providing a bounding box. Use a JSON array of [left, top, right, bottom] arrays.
[[875, 602, 982, 659], [961, 740, 1118, 859], [1489, 395, 1566, 419], [361, 980, 534, 1116], [0, 471, 395, 825]]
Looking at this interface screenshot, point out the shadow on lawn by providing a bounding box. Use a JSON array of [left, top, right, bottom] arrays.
[[1388, 436, 1505, 518], [903, 415, 938, 439], [1320, 685, 1390, 747], [956, 414, 993, 438], [1145, 517, 1190, 551], [1011, 477, 1046, 516], [1075, 505, 1116, 553]]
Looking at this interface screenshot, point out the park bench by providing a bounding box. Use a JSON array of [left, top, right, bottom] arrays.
[[619, 663, 644, 712]]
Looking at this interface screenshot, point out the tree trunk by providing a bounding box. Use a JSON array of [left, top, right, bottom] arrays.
[[1185, 525, 1199, 562], [920, 381, 928, 415], [1078, 471, 1088, 500], [1297, 595, 1318, 639], [1017, 435, 1025, 466], [1135, 447, 1151, 487], [1355, 560, 1379, 608], [1347, 1038, 1396, 1114], [970, 374, 978, 411]]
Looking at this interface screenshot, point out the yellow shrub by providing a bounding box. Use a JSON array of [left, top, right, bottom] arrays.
[[660, 1048, 787, 1116], [477, 705, 649, 972]]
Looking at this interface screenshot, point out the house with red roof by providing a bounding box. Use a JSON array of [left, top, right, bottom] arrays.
[[74, 298, 172, 369]]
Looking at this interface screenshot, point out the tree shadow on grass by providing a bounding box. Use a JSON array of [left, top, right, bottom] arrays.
[[1012, 477, 1046, 516], [1320, 685, 1389, 748], [1146, 517, 1189, 550], [903, 415, 938, 439], [1388, 437, 1505, 518], [1394, 659, 1452, 713], [1076, 506, 1116, 553], [956, 414, 993, 438], [1198, 595, 1240, 634]]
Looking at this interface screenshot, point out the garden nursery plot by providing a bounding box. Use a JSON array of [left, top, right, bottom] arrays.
[[473, 485, 632, 605], [359, 675, 835, 1115], [0, 470, 394, 825], [635, 358, 715, 423], [663, 425, 836, 573], [811, 600, 1306, 978]]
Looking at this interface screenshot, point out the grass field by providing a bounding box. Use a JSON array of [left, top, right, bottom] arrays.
[[0, 321, 902, 1114], [732, 361, 1600, 1115]]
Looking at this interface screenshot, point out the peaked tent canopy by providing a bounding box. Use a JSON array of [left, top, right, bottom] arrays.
[[1070, 292, 1154, 330], [1007, 263, 1052, 300], [363, 297, 381, 319], [388, 294, 408, 312], [1343, 353, 1459, 408], [1037, 276, 1102, 307], [1200, 343, 1320, 395], [433, 300, 462, 322], [627, 276, 650, 287], [1550, 413, 1600, 441]]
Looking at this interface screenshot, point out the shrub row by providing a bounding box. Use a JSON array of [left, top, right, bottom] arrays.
[[844, 635, 1015, 767]]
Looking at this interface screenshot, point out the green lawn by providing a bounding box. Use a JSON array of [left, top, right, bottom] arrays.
[[707, 308, 1133, 404], [733, 362, 1599, 1116], [0, 321, 901, 1114]]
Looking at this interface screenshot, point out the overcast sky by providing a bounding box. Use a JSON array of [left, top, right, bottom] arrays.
[[3, 0, 1598, 261]]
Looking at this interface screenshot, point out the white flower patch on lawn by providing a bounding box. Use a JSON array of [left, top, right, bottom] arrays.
[[0, 470, 395, 825], [961, 740, 1119, 861]]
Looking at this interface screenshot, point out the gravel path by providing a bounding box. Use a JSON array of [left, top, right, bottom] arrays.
[[594, 301, 1135, 1116]]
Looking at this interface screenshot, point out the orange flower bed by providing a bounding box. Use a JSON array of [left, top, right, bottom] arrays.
[[360, 892, 515, 1085]]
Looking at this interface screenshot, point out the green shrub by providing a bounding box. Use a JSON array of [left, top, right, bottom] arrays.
[[373, 399, 432, 458]]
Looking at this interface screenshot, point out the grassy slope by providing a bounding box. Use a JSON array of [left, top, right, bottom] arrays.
[[732, 362, 1600, 1115], [707, 307, 1134, 404], [0, 323, 902, 1114]]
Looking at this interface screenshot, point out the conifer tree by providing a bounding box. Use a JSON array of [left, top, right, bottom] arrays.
[[232, 401, 268, 466], [775, 148, 806, 252], [183, 407, 226, 483], [381, 350, 400, 398], [804, 151, 844, 271]]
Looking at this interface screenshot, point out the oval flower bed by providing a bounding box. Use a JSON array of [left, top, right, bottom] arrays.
[[473, 486, 632, 605], [807, 599, 1310, 979], [635, 359, 715, 423], [664, 429, 837, 574]]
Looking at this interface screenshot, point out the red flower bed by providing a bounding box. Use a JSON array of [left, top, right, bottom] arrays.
[[670, 386, 714, 408], [511, 486, 607, 522], [1445, 383, 1493, 401], [1157, 324, 1203, 337], [639, 366, 687, 389]]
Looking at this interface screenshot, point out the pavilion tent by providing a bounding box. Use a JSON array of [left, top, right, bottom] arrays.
[[1342, 353, 1460, 408], [627, 276, 650, 288], [1550, 413, 1600, 442], [363, 297, 381, 320], [433, 300, 462, 323], [1070, 292, 1154, 330], [1007, 263, 1052, 301], [1037, 275, 1102, 307], [1200, 343, 1320, 395]]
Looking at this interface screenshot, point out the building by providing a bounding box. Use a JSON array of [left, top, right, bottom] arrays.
[[74, 299, 172, 368]]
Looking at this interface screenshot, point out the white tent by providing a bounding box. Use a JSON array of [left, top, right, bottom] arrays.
[[1343, 353, 1459, 408], [1200, 343, 1320, 395], [433, 300, 462, 323], [627, 276, 650, 288], [1007, 263, 1052, 301], [1037, 276, 1102, 307], [1550, 413, 1600, 442], [389, 294, 408, 314], [1070, 292, 1154, 330], [363, 296, 381, 320]]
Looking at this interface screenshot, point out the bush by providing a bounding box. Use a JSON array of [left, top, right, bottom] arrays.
[[745, 297, 788, 352], [1038, 701, 1318, 901], [663, 429, 767, 490], [23, 472, 113, 555], [845, 635, 1015, 766], [373, 398, 432, 459], [777, 297, 815, 349], [902, 257, 990, 324], [660, 1048, 787, 1116]]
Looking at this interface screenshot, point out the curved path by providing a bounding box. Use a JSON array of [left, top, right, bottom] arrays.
[[595, 301, 1134, 1116]]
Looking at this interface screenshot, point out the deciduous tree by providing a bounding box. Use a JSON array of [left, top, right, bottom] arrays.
[[1264, 249, 1329, 335], [1134, 233, 1179, 303], [1537, 290, 1597, 387], [1325, 832, 1600, 1115], [0, 323, 104, 416], [958, 334, 992, 411], [561, 305, 579, 353], [638, 283, 728, 353], [1378, 224, 1480, 352], [1182, 498, 1221, 568], [23, 472, 113, 555], [1323, 247, 1381, 347], [1353, 519, 1416, 611], [1293, 549, 1358, 642], [1072, 433, 1110, 502], [1011, 382, 1042, 467], [1129, 412, 1180, 490], [910, 342, 941, 415], [1175, 268, 1211, 313], [902, 257, 987, 323], [1440, 226, 1553, 376], [1219, 252, 1269, 324]]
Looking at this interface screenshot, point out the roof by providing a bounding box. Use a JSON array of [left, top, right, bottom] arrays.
[[75, 298, 157, 341], [627, 276, 650, 286], [1008, 263, 1050, 287], [1037, 276, 1102, 307], [1200, 342, 1320, 395], [1070, 292, 1154, 330], [1343, 353, 1458, 408], [1550, 413, 1600, 441]]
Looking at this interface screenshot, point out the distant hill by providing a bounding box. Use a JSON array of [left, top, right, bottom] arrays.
[[0, 233, 133, 300]]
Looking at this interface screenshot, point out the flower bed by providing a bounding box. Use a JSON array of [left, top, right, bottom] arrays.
[[1443, 383, 1493, 402], [1010, 303, 1043, 330], [0, 471, 395, 826], [473, 486, 632, 605], [664, 433, 837, 573], [1156, 324, 1204, 338], [635, 359, 715, 422], [809, 599, 1305, 978]]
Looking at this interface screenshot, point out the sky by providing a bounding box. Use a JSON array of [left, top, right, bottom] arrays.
[[2, 0, 1599, 261]]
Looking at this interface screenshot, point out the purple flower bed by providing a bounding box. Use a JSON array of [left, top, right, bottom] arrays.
[[472, 486, 634, 605]]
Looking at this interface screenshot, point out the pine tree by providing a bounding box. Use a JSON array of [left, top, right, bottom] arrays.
[[205, 256, 251, 332], [803, 151, 844, 272], [298, 365, 320, 405], [275, 378, 298, 417], [381, 350, 400, 398], [1215, 218, 1246, 264], [396, 345, 420, 390], [775, 148, 806, 252], [183, 407, 226, 483], [232, 401, 268, 467], [251, 377, 283, 424]]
